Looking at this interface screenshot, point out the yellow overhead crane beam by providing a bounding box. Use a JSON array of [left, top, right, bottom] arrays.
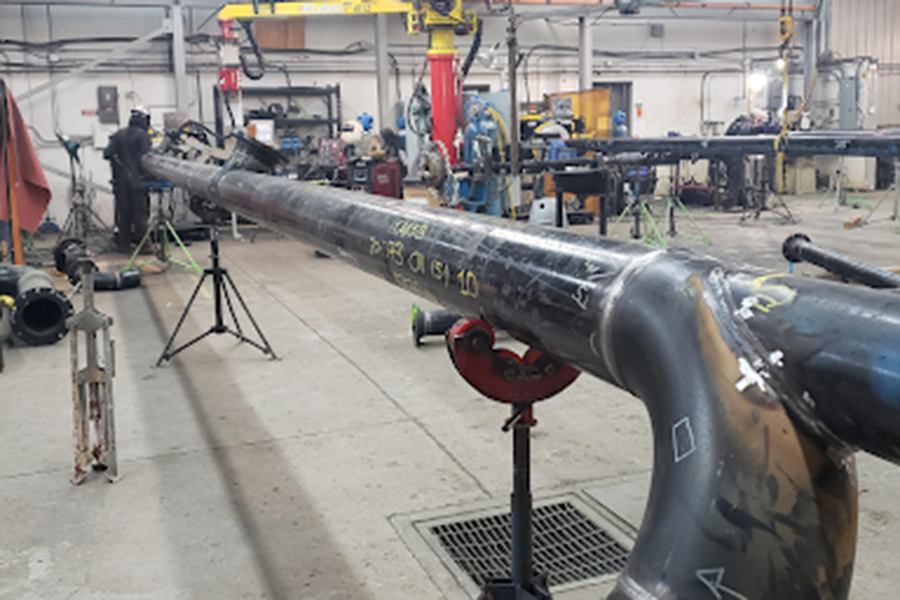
[[217, 0, 476, 37], [219, 1, 411, 20], [217, 0, 478, 162]]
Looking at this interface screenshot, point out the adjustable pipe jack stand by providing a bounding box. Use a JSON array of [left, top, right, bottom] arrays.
[[157, 227, 276, 366], [446, 319, 580, 600], [69, 260, 117, 485]]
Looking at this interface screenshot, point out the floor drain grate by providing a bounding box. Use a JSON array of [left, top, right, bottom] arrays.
[[428, 501, 630, 588]]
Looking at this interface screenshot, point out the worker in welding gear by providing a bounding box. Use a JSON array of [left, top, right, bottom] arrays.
[[104, 106, 152, 253]]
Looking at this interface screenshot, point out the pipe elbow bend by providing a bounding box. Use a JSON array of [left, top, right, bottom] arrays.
[[605, 263, 857, 600]]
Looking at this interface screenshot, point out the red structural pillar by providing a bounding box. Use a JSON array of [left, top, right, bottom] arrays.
[[428, 29, 458, 165]]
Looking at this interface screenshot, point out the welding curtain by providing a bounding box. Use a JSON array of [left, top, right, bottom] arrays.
[[0, 81, 52, 232]]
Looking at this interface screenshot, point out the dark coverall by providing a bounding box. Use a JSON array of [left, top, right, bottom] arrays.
[[103, 113, 151, 252]]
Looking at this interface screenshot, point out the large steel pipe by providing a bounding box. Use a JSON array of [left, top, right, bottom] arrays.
[[0, 265, 73, 346], [583, 131, 900, 159], [145, 153, 900, 600]]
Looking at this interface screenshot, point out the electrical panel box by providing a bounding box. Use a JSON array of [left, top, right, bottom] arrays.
[[97, 86, 119, 125]]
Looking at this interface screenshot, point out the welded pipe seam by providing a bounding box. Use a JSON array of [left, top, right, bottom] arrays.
[[704, 267, 850, 452], [597, 248, 665, 388]]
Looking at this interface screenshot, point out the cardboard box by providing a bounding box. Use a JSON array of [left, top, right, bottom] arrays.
[[403, 185, 442, 207], [255, 18, 305, 50]]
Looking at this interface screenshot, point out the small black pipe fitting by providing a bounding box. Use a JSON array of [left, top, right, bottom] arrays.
[[53, 238, 141, 291], [783, 233, 900, 289], [412, 304, 462, 346]]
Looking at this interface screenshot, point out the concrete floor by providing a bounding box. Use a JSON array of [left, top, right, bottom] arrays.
[[1, 192, 899, 599]]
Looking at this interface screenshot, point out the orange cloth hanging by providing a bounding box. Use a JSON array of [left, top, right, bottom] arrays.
[[1, 87, 52, 234]]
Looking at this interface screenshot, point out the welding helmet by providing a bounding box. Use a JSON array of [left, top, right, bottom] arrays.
[[129, 105, 151, 129]]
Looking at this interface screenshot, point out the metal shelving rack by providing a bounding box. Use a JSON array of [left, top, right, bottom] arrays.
[[213, 84, 342, 144]]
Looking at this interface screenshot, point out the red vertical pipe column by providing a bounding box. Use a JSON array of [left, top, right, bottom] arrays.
[[428, 28, 459, 165]]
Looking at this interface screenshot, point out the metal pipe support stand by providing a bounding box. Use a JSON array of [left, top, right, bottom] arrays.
[[631, 187, 642, 240], [69, 262, 118, 485], [598, 195, 607, 237], [57, 155, 114, 250], [610, 186, 644, 240], [893, 158, 899, 225], [125, 185, 203, 275], [836, 156, 847, 208], [156, 228, 276, 366], [743, 166, 797, 225], [666, 195, 712, 246], [480, 403, 551, 600]]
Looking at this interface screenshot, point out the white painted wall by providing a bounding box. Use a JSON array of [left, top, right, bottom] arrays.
[[2, 5, 177, 224], [1, 3, 784, 222]]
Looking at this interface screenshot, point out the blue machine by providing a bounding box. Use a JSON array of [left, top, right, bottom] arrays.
[[546, 139, 576, 161], [458, 95, 505, 216], [612, 110, 629, 138]]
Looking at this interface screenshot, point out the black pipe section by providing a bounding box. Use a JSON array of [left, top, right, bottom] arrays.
[[581, 131, 900, 158], [783, 233, 900, 289], [144, 152, 900, 600], [0, 265, 73, 346], [411, 303, 461, 346], [53, 238, 142, 292], [460, 130, 900, 178], [93, 270, 142, 292]]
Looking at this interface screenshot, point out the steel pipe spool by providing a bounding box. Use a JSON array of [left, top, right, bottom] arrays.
[[145, 152, 900, 600], [53, 238, 142, 292], [783, 233, 900, 289], [0, 265, 73, 346]]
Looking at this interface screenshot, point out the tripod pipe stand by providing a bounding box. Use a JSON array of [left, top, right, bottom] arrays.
[[56, 139, 113, 247], [125, 182, 202, 275], [157, 228, 276, 366]]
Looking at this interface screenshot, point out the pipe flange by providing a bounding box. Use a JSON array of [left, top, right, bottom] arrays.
[[11, 288, 74, 346], [53, 237, 90, 284], [782, 233, 811, 263]]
